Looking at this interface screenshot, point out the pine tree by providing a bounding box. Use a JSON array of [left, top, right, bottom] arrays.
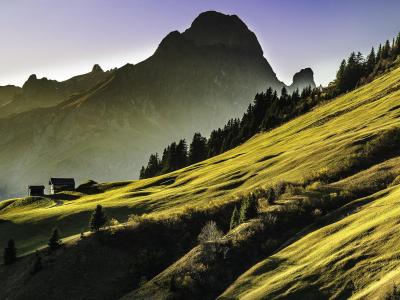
[[229, 206, 240, 230], [147, 153, 162, 177], [376, 44, 382, 61], [239, 195, 259, 224], [381, 40, 391, 59], [188, 133, 208, 165], [90, 204, 108, 232], [48, 228, 62, 251], [176, 139, 188, 169], [3, 238, 17, 265], [366, 47, 376, 74], [139, 166, 146, 179]]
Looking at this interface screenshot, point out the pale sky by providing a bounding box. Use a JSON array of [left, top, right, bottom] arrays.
[[1, 0, 400, 87]]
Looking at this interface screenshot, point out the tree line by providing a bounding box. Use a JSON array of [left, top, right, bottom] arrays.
[[140, 86, 322, 179], [332, 32, 400, 96], [140, 31, 400, 179]]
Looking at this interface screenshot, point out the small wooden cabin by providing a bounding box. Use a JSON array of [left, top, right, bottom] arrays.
[[28, 185, 45, 197], [49, 178, 75, 194]]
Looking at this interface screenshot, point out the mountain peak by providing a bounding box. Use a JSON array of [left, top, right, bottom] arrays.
[[27, 74, 37, 82], [290, 68, 316, 90], [92, 64, 104, 73], [182, 11, 263, 55]]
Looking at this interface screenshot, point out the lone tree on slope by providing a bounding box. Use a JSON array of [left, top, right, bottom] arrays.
[[90, 204, 108, 232]]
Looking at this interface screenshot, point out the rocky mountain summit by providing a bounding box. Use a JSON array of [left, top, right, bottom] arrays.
[[0, 11, 315, 198]]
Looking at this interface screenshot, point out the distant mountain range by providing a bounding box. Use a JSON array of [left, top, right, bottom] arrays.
[[0, 11, 315, 198]]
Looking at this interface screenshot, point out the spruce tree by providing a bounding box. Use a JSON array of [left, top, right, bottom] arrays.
[[139, 166, 146, 179], [239, 195, 259, 224], [48, 228, 62, 251], [176, 139, 188, 169], [366, 47, 376, 74], [229, 206, 240, 230], [3, 238, 17, 265], [188, 133, 208, 165], [90, 204, 108, 232]]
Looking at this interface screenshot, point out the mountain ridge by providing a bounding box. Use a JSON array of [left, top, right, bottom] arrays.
[[0, 11, 315, 198]]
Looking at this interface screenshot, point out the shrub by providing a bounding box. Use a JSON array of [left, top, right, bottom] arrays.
[[3, 238, 17, 265], [48, 228, 62, 251], [198, 221, 224, 244], [90, 204, 108, 232]]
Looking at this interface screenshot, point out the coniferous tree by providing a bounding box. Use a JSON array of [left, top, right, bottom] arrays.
[[139, 166, 146, 179], [48, 228, 62, 251], [366, 47, 376, 74], [381, 40, 391, 59], [3, 238, 17, 265], [239, 195, 259, 224], [176, 139, 188, 169], [229, 206, 240, 230], [90, 204, 108, 232], [188, 133, 208, 165]]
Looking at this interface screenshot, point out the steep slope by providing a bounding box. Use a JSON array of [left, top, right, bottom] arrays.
[[0, 63, 399, 300], [0, 11, 314, 198], [1, 64, 399, 254], [219, 185, 400, 299]]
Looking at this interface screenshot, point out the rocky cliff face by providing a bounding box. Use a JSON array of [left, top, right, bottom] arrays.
[[0, 11, 315, 198], [289, 67, 316, 91]]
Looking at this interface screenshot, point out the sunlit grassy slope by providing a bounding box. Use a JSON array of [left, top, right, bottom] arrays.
[[219, 185, 400, 299], [1, 66, 400, 255]]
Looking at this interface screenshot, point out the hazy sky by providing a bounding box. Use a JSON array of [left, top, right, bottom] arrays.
[[1, 0, 400, 87]]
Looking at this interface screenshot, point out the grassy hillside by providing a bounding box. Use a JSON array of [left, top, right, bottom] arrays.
[[1, 64, 399, 256], [0, 59, 400, 300], [219, 184, 400, 299]]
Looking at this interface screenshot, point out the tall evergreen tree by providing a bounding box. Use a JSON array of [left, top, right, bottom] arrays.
[[366, 47, 376, 74], [239, 195, 259, 223], [229, 206, 240, 230], [176, 139, 188, 169], [381, 40, 391, 60], [188, 133, 208, 165], [139, 166, 146, 179], [3, 238, 17, 265], [90, 204, 108, 232]]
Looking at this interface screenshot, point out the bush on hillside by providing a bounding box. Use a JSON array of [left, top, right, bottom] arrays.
[[198, 221, 223, 244]]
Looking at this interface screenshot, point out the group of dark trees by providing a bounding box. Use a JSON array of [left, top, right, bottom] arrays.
[[333, 33, 400, 96], [140, 86, 322, 179], [140, 32, 400, 180]]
